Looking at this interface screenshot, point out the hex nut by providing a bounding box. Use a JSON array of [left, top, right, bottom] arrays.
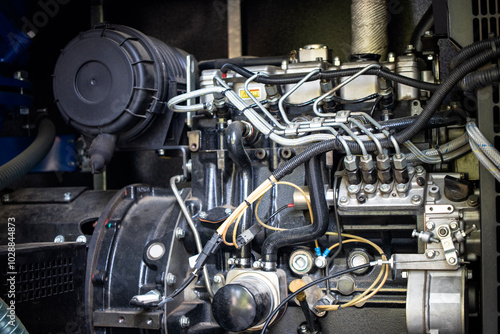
[[359, 155, 374, 171], [343, 156, 357, 171], [392, 153, 407, 170], [376, 154, 391, 171]]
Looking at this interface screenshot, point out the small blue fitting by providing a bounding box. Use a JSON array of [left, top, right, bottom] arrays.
[[315, 247, 322, 257]]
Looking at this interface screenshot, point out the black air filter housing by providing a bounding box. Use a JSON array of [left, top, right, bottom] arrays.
[[53, 24, 188, 145]]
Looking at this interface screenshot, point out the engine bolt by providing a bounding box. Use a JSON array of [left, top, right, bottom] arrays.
[[199, 211, 207, 219], [166, 273, 176, 286], [364, 184, 375, 194], [425, 249, 436, 259], [426, 221, 435, 230], [448, 257, 457, 265], [76, 235, 87, 243], [314, 256, 327, 269], [54, 235, 65, 243], [333, 56, 341, 66], [224, 208, 232, 215], [213, 275, 222, 284], [227, 258, 236, 266], [438, 226, 449, 237], [396, 183, 408, 193], [175, 227, 185, 239], [415, 166, 425, 175], [339, 196, 349, 205], [379, 183, 391, 193], [411, 195, 422, 205], [449, 221, 458, 230], [407, 166, 415, 175], [348, 184, 359, 193], [179, 316, 190, 328], [64, 192, 72, 201]]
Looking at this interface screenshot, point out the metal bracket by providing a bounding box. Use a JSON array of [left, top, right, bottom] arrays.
[[436, 224, 459, 266]]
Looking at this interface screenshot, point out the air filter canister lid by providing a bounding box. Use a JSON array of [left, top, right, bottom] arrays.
[[53, 24, 187, 143]]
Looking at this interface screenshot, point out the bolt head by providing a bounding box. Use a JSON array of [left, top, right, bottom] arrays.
[[407, 166, 415, 175], [76, 235, 87, 243], [348, 184, 359, 193], [449, 221, 458, 230], [227, 258, 236, 265], [64, 192, 72, 201], [252, 260, 261, 269], [179, 316, 190, 328], [396, 183, 408, 192], [166, 273, 177, 286], [314, 256, 327, 269], [364, 184, 375, 193], [425, 249, 436, 259], [224, 208, 232, 215], [401, 271, 408, 279], [426, 221, 435, 230], [54, 235, 65, 243], [387, 52, 396, 63], [380, 184, 391, 193], [415, 166, 425, 174], [199, 211, 207, 219], [448, 257, 457, 265], [213, 275, 222, 284], [175, 227, 186, 239], [339, 196, 349, 205], [411, 195, 421, 204], [292, 254, 309, 271]]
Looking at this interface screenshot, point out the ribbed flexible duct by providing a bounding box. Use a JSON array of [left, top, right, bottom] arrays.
[[351, 0, 388, 59]]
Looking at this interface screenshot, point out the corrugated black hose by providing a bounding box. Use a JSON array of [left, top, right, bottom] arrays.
[[0, 117, 56, 191], [460, 67, 500, 91], [450, 36, 500, 69], [262, 154, 329, 263]]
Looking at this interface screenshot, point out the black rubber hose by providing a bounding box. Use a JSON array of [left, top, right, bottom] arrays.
[[0, 117, 56, 190], [331, 47, 500, 154], [225, 121, 253, 260], [450, 36, 500, 69], [199, 56, 288, 70], [262, 155, 329, 263], [377, 110, 466, 131], [410, 4, 434, 52], [460, 67, 500, 91], [220, 63, 439, 91]]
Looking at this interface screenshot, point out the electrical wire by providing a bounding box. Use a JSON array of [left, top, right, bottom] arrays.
[[233, 181, 318, 249], [317, 236, 388, 311], [260, 263, 373, 333]]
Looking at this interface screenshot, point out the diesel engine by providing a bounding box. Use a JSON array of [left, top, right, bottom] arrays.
[[0, 1, 498, 333]]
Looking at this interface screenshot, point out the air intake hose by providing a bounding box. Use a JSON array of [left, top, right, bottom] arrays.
[[0, 117, 55, 191]]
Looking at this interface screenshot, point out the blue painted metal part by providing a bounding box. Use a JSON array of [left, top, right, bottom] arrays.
[[0, 1, 31, 66], [0, 135, 77, 172]]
